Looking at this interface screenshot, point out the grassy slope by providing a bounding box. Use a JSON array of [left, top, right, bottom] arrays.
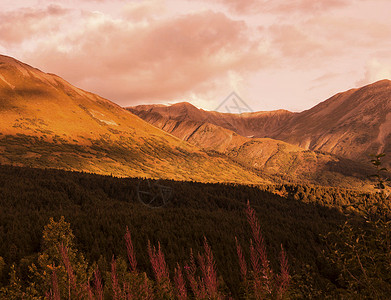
[[129, 106, 375, 190], [0, 55, 266, 184]]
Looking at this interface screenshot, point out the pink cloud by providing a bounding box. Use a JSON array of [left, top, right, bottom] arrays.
[[25, 11, 269, 105], [264, 14, 391, 70], [275, 0, 349, 13], [269, 25, 325, 58], [357, 58, 391, 86], [121, 0, 164, 21], [304, 16, 391, 48], [3, 0, 389, 113], [197, 0, 349, 14], [0, 5, 70, 45]]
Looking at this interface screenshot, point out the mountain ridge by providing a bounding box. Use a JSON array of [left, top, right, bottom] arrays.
[[130, 79, 391, 166], [0, 54, 381, 189], [129, 102, 375, 189], [0, 54, 268, 184]]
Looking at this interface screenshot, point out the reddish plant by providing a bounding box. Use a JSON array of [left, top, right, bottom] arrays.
[[50, 269, 60, 300], [111, 257, 121, 300], [277, 245, 290, 298], [249, 240, 263, 299], [147, 240, 173, 297], [122, 282, 131, 299], [249, 240, 261, 275], [94, 268, 104, 300], [147, 241, 170, 285], [185, 249, 206, 299], [235, 202, 290, 299], [174, 263, 187, 300], [85, 281, 94, 300], [246, 201, 273, 295], [125, 227, 137, 273], [198, 237, 220, 299], [235, 237, 248, 279], [58, 243, 78, 298]]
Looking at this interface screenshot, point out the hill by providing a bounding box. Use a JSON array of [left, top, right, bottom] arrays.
[[129, 104, 374, 189], [270, 80, 391, 163], [0, 55, 265, 184], [130, 80, 391, 168], [129, 102, 294, 138]]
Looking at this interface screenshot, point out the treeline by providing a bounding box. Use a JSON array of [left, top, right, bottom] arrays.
[[0, 165, 386, 297]]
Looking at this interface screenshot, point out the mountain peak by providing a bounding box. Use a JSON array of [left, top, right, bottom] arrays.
[[359, 79, 391, 92], [170, 101, 195, 107], [169, 102, 201, 112], [369, 79, 391, 85], [0, 54, 35, 72], [0, 54, 57, 88], [0, 54, 18, 63]]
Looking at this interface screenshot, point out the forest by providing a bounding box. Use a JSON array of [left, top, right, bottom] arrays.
[[0, 164, 389, 298]]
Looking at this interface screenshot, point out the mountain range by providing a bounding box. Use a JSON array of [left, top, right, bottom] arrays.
[[1, 54, 388, 189], [129, 81, 391, 188], [130, 80, 391, 166]]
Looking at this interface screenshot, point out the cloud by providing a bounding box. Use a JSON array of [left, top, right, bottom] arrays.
[[25, 11, 270, 105], [121, 0, 164, 21], [0, 5, 71, 45], [357, 59, 391, 86], [313, 72, 341, 83], [272, 0, 349, 14], [194, 0, 349, 14], [263, 14, 391, 70], [304, 16, 391, 48], [269, 24, 325, 58]]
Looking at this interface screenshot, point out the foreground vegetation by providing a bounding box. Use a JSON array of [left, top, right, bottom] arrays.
[[0, 164, 389, 298], [1, 204, 290, 299]]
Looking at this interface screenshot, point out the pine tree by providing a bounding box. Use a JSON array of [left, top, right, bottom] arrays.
[[27, 216, 91, 298]]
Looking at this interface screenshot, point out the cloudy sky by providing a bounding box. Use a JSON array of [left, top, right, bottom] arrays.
[[1, 0, 391, 112]]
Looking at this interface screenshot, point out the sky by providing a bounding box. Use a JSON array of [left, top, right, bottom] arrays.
[[1, 0, 391, 113]]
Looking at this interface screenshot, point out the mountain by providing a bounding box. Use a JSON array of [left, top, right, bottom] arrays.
[[1, 54, 383, 188], [131, 102, 294, 138], [129, 104, 374, 189], [269, 80, 391, 163], [0, 55, 266, 184], [130, 80, 391, 167]]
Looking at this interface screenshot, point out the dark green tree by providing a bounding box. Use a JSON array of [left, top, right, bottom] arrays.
[[324, 153, 391, 298]]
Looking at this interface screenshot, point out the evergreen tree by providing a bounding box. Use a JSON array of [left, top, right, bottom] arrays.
[[27, 217, 91, 298]]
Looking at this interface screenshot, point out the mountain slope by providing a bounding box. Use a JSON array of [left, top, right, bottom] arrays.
[[130, 102, 295, 138], [131, 80, 391, 167], [270, 80, 391, 162], [129, 104, 373, 189], [0, 55, 266, 184]]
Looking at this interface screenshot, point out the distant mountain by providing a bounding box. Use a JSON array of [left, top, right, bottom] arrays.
[[0, 55, 266, 184], [270, 80, 391, 163], [129, 104, 374, 189], [131, 102, 294, 138], [130, 80, 391, 167]]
